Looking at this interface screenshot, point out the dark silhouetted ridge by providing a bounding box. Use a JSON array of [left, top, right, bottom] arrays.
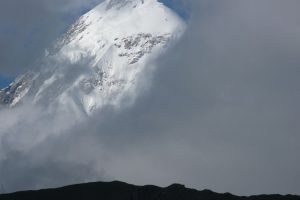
[[0, 181, 299, 200]]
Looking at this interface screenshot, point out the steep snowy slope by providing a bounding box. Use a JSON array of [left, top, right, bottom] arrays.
[[0, 0, 186, 117]]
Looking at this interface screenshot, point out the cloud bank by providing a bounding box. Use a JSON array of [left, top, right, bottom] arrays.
[[0, 0, 300, 196]]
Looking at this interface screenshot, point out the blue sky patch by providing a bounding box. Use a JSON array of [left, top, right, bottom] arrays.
[[0, 75, 13, 89], [158, 0, 190, 20]]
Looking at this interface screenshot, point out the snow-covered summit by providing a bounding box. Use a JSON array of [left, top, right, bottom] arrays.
[[0, 0, 186, 117], [105, 0, 145, 10]]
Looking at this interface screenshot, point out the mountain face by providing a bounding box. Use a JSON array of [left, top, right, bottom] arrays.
[[0, 0, 185, 117], [0, 181, 299, 200]]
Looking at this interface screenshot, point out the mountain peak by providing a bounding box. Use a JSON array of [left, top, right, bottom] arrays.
[[105, 0, 146, 10], [0, 0, 186, 117]]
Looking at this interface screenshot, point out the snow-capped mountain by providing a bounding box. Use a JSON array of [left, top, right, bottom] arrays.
[[0, 0, 185, 117]]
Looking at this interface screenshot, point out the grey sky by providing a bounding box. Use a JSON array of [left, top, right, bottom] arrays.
[[0, 0, 300, 196], [0, 0, 102, 77]]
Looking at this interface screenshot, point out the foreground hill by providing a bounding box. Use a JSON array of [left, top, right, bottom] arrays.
[[0, 181, 299, 200]]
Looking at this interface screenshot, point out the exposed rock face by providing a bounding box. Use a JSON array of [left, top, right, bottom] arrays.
[[0, 72, 36, 107], [116, 33, 170, 64]]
